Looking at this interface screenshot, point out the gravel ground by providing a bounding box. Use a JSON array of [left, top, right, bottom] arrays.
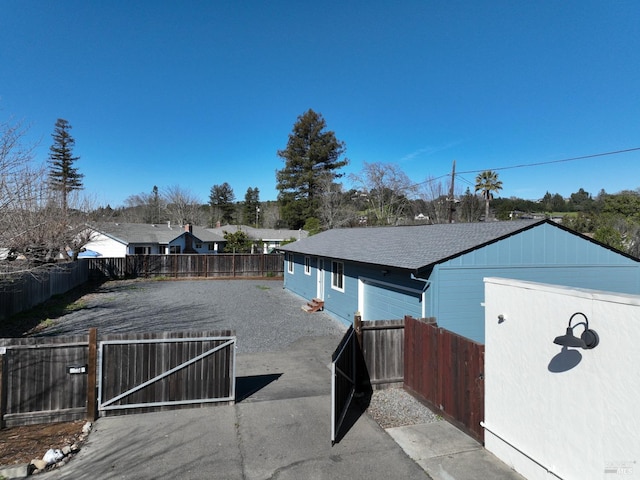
[[31, 278, 439, 429], [367, 388, 441, 429], [35, 278, 347, 353]]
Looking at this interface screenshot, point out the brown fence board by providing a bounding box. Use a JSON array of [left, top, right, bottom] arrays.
[[0, 329, 236, 427], [404, 316, 485, 443], [88, 253, 283, 280], [0, 335, 90, 426], [0, 261, 90, 321], [98, 330, 235, 416]]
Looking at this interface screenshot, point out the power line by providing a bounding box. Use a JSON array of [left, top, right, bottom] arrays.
[[413, 147, 640, 189], [455, 147, 640, 176]]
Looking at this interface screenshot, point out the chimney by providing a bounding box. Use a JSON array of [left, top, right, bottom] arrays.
[[185, 223, 193, 234]]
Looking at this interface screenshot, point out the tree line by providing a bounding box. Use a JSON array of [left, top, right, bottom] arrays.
[[2, 110, 640, 274]]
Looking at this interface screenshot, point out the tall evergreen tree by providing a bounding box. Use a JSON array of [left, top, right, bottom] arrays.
[[243, 187, 260, 227], [209, 182, 236, 225], [48, 118, 83, 211], [276, 109, 348, 229]]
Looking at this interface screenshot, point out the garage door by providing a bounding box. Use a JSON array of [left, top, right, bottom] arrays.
[[361, 280, 423, 321]]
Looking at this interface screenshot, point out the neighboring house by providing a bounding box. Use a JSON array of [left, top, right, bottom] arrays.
[[279, 219, 640, 343], [207, 225, 308, 253], [84, 223, 227, 258]]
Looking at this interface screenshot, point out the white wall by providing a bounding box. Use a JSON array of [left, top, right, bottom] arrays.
[[84, 232, 127, 257], [484, 277, 640, 480]]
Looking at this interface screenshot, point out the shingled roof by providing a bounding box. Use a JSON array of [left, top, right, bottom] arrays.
[[94, 223, 225, 245], [279, 219, 547, 272]]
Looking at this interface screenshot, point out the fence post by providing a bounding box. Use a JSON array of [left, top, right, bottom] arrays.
[[87, 328, 98, 422], [0, 350, 7, 429], [353, 315, 363, 391], [354, 314, 362, 348]]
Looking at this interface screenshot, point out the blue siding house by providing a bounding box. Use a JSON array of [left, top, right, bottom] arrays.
[[279, 220, 640, 343]]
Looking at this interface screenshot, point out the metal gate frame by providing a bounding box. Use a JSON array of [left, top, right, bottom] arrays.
[[98, 335, 236, 412], [331, 326, 356, 445]]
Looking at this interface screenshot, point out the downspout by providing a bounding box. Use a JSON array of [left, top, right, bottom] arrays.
[[411, 272, 431, 319]]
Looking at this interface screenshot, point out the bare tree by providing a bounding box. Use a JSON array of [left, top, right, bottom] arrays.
[[164, 185, 204, 225], [349, 162, 417, 226], [417, 177, 451, 224], [1, 116, 98, 271], [123, 186, 166, 223], [317, 173, 356, 230]]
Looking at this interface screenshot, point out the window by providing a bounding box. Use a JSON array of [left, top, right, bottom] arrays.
[[134, 246, 150, 255], [304, 256, 311, 275], [331, 261, 344, 291], [170, 245, 181, 254], [195, 243, 202, 249], [287, 253, 294, 274]]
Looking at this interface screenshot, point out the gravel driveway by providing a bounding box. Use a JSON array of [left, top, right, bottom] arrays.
[[34, 278, 440, 429], [36, 279, 346, 353]]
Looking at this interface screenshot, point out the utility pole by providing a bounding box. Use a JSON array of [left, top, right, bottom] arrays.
[[448, 160, 456, 223]]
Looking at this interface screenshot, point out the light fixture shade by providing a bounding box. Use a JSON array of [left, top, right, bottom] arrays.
[[553, 327, 586, 348], [554, 312, 599, 350]]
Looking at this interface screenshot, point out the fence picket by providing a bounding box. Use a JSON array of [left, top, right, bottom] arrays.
[[404, 316, 485, 443]]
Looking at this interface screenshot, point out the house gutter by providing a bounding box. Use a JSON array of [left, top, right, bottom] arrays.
[[410, 272, 431, 290]]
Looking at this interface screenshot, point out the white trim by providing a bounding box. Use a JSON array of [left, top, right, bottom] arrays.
[[304, 256, 311, 275], [331, 260, 345, 292], [358, 276, 425, 319], [287, 253, 294, 274], [316, 258, 325, 300]]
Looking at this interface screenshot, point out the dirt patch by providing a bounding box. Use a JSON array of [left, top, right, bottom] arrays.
[[0, 421, 86, 467]]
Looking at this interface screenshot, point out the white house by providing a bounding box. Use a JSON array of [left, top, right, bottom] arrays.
[[84, 223, 226, 258]]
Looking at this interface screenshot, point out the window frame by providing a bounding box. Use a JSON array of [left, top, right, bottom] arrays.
[[304, 256, 311, 275], [331, 260, 344, 292], [287, 253, 294, 274]]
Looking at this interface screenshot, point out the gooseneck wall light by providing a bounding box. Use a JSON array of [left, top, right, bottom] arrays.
[[553, 312, 599, 349]]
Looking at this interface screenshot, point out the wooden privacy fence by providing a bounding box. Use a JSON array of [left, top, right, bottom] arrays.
[[404, 315, 485, 442], [0, 328, 236, 428], [354, 316, 407, 390], [0, 261, 89, 321], [88, 253, 284, 280]]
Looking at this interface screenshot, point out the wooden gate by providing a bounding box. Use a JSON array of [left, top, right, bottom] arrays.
[[0, 330, 237, 427], [331, 326, 356, 445], [98, 331, 236, 415]]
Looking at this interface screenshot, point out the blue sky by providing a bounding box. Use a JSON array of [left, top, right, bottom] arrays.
[[1, 1, 639, 208]]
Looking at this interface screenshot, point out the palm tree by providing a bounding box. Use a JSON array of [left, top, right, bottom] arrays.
[[475, 170, 503, 220]]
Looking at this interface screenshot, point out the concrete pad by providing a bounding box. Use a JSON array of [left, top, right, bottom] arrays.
[[42, 406, 244, 480], [235, 338, 336, 402], [418, 448, 526, 480], [237, 395, 429, 480], [386, 421, 481, 460], [387, 421, 525, 480]]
